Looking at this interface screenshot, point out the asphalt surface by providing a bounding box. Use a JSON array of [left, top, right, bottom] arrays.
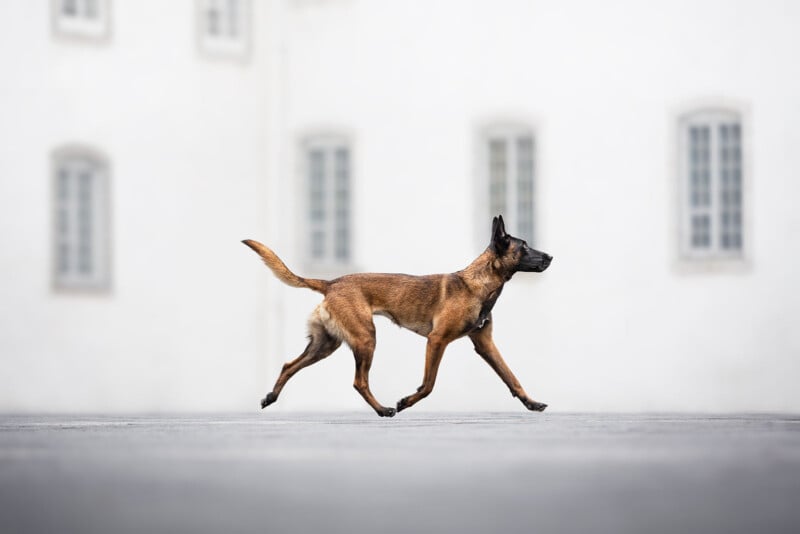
[[1, 412, 799, 534]]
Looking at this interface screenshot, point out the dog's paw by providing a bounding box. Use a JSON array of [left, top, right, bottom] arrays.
[[378, 406, 396, 418], [396, 397, 412, 412], [524, 399, 548, 412], [260, 392, 277, 409]]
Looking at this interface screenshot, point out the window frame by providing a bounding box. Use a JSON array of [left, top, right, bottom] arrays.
[[51, 146, 112, 293], [298, 133, 355, 274], [196, 0, 252, 62], [676, 105, 750, 268], [476, 122, 538, 248], [51, 0, 111, 42]]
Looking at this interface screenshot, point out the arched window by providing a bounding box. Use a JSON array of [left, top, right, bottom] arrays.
[[678, 109, 744, 259], [52, 147, 111, 291]]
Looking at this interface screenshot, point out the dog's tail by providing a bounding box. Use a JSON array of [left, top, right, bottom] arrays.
[[242, 239, 329, 294]]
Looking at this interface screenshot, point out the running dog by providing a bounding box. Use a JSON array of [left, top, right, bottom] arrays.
[[242, 215, 552, 417]]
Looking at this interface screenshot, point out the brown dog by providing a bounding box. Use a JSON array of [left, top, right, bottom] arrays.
[[242, 215, 552, 417]]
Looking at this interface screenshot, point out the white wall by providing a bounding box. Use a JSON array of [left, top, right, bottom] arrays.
[[0, 1, 273, 411], [268, 0, 800, 412]]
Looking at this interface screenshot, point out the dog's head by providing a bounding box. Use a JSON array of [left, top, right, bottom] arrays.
[[489, 215, 552, 275]]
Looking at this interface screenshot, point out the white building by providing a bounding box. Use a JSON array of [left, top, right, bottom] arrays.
[[1, 0, 798, 413]]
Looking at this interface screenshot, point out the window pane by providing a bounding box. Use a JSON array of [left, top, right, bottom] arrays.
[[227, 0, 239, 37], [688, 125, 712, 251], [306, 140, 352, 264], [54, 154, 109, 289], [311, 231, 324, 259], [683, 113, 745, 258], [77, 171, 93, 274], [207, 4, 220, 36], [719, 122, 742, 251], [334, 148, 350, 262], [58, 243, 70, 274], [489, 139, 507, 218], [689, 126, 711, 208], [58, 169, 70, 201], [516, 136, 534, 242], [84, 0, 98, 18], [203, 0, 246, 42], [691, 215, 710, 248], [308, 148, 326, 260], [309, 150, 325, 223], [63, 0, 77, 16], [58, 207, 70, 238], [56, 167, 72, 274]]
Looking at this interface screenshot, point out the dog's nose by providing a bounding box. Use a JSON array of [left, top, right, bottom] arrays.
[[544, 254, 553, 263]]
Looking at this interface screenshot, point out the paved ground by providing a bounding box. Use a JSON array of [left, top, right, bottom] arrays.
[[1, 413, 799, 534]]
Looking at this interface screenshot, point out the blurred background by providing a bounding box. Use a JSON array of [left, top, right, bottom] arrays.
[[1, 0, 798, 413]]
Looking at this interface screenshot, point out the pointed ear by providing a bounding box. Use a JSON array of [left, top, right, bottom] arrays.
[[490, 215, 509, 253]]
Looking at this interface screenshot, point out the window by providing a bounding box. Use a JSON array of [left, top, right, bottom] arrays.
[[52, 0, 110, 40], [480, 125, 536, 243], [197, 0, 251, 59], [303, 137, 352, 266], [52, 148, 111, 291], [679, 110, 745, 260]]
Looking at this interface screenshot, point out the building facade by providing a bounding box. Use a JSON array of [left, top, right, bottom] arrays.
[[1, 0, 798, 412]]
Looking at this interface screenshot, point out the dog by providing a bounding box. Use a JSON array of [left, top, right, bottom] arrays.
[[242, 215, 552, 417]]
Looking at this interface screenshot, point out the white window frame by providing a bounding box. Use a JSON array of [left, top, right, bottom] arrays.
[[299, 135, 354, 273], [476, 123, 537, 247], [51, 0, 111, 41], [677, 108, 748, 264], [196, 0, 251, 61], [51, 147, 112, 292]]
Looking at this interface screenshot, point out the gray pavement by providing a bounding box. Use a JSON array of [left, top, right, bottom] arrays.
[[1, 412, 799, 534]]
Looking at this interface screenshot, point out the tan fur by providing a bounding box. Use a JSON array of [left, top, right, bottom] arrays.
[[243, 217, 550, 417], [241, 240, 328, 293]]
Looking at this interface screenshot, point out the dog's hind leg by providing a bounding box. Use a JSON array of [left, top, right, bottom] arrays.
[[351, 334, 396, 418], [324, 297, 395, 418], [468, 316, 547, 412], [260, 318, 341, 409]]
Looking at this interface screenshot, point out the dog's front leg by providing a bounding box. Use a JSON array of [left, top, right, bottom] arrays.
[[396, 333, 450, 412], [468, 318, 547, 412]]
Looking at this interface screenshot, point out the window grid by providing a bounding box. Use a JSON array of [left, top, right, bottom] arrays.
[[485, 130, 535, 244], [334, 148, 350, 262], [53, 0, 108, 39], [53, 154, 110, 291], [77, 170, 94, 273], [682, 112, 744, 259], [719, 123, 742, 250], [61, 0, 98, 18], [206, 0, 241, 38], [305, 140, 352, 266], [516, 137, 534, 242], [689, 126, 711, 248], [309, 149, 326, 260], [489, 140, 507, 220], [199, 0, 249, 58]]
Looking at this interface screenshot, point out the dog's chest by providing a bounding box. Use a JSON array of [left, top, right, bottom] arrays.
[[466, 286, 503, 333]]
